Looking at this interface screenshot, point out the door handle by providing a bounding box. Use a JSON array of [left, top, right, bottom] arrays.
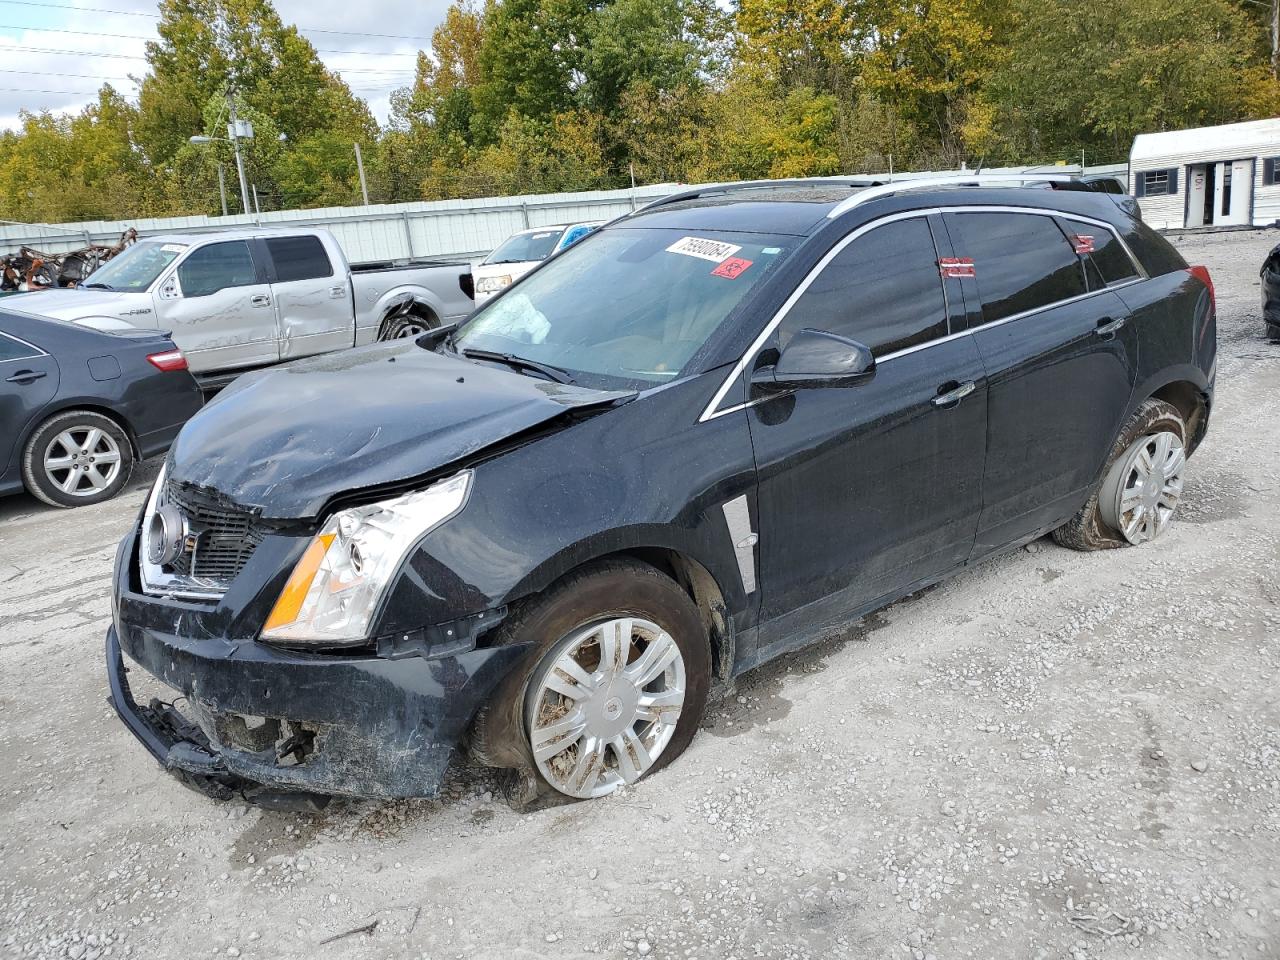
[[250, 295, 271, 307], [932, 380, 976, 408], [5, 369, 47, 384], [1095, 316, 1127, 338]]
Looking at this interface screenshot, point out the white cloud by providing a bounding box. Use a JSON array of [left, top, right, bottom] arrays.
[[0, 0, 452, 131]]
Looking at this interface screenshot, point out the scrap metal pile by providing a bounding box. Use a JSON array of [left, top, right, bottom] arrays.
[[1, 228, 137, 293]]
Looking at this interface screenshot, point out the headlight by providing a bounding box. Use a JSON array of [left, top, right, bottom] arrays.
[[261, 471, 472, 645], [476, 275, 512, 294]]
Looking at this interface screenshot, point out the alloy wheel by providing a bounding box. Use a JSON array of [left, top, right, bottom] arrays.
[[1099, 430, 1185, 544], [42, 427, 123, 498], [525, 617, 686, 799]]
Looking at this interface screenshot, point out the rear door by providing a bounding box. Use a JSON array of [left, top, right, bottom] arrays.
[[0, 329, 58, 475], [943, 210, 1140, 553], [154, 239, 276, 374], [748, 214, 988, 658], [261, 235, 352, 361]]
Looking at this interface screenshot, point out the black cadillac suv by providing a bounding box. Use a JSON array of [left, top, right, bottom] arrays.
[[106, 176, 1216, 805]]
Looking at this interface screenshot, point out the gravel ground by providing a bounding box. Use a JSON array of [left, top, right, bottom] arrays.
[[2, 228, 1278, 960]]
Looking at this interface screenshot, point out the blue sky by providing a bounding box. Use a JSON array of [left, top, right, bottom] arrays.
[[0, 0, 453, 130]]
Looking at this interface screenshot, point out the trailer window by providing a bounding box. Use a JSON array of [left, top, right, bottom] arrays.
[[1138, 169, 1177, 197]]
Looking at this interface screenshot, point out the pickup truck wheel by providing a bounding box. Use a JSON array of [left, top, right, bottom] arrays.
[[379, 314, 437, 340], [22, 409, 135, 508], [470, 560, 711, 804], [1052, 399, 1186, 551]]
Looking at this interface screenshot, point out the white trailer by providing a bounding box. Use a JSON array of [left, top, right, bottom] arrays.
[[1129, 118, 1280, 230]]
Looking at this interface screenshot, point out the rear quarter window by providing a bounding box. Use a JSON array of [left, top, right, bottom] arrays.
[[1123, 220, 1188, 277]]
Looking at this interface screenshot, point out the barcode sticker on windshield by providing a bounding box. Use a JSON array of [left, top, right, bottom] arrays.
[[666, 236, 742, 263], [160, 243, 186, 253]]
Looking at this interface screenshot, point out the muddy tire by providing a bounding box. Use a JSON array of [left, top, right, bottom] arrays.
[[22, 409, 134, 508], [1267, 322, 1280, 343], [470, 559, 711, 804], [1052, 399, 1186, 551]]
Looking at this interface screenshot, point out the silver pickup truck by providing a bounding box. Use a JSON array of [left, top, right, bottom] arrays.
[[14, 228, 475, 376]]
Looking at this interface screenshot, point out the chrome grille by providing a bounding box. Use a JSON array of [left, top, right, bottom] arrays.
[[163, 481, 264, 585]]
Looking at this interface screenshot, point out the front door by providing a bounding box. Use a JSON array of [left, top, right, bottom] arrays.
[[747, 215, 988, 658], [260, 235, 353, 361], [154, 239, 278, 374], [1213, 159, 1254, 227], [942, 211, 1140, 553]]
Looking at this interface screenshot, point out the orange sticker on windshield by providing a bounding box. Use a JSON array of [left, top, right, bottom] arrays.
[[711, 257, 753, 279]]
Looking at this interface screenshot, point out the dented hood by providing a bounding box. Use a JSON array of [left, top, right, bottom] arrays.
[[166, 340, 631, 519]]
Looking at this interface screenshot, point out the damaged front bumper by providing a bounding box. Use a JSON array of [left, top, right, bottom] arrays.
[[106, 617, 530, 804]]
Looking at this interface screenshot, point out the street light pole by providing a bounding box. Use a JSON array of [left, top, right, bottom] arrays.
[[227, 94, 251, 215]]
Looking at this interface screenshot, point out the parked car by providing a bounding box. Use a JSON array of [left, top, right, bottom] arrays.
[[1, 310, 202, 507], [15, 228, 475, 379], [1261, 240, 1280, 341], [472, 222, 601, 302], [107, 178, 1215, 806]]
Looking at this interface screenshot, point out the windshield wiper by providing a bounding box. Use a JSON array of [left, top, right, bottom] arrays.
[[461, 348, 576, 384], [81, 282, 113, 290]]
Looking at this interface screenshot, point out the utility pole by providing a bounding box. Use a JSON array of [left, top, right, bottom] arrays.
[[252, 184, 261, 214], [216, 164, 228, 217], [354, 142, 370, 205], [227, 91, 251, 215], [1273, 0, 1278, 79]]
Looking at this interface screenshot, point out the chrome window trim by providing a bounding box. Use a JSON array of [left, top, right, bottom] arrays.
[[0, 331, 48, 364], [699, 204, 1145, 423]]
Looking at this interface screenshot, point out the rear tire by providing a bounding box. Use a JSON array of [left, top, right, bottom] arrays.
[[22, 409, 134, 508], [470, 560, 711, 803], [1052, 399, 1185, 551], [378, 311, 438, 341], [1266, 322, 1280, 342]]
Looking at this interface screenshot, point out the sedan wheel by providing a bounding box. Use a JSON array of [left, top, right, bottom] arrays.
[[1099, 430, 1185, 544], [525, 617, 686, 799], [21, 409, 135, 508], [43, 426, 124, 497]]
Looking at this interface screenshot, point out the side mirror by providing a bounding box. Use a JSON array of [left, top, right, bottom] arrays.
[[751, 328, 876, 391], [158, 276, 181, 301]]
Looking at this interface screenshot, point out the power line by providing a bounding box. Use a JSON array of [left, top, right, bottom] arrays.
[[0, 66, 139, 80], [0, 85, 104, 94], [0, 0, 438, 41]]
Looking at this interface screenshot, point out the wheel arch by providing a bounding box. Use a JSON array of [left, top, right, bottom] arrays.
[[374, 290, 442, 340], [501, 544, 738, 683], [1146, 378, 1209, 455], [21, 400, 140, 460]]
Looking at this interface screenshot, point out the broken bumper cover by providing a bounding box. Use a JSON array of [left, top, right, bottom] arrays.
[[106, 621, 530, 802]]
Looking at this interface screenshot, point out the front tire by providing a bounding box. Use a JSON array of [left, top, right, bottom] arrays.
[[471, 560, 711, 802], [22, 410, 134, 508], [1052, 399, 1186, 550]]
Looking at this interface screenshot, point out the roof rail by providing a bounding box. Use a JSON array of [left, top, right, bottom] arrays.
[[825, 173, 1080, 219], [633, 177, 885, 216]]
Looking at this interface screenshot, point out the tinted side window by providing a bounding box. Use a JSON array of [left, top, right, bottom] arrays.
[[0, 330, 40, 362], [947, 213, 1086, 324], [1061, 221, 1140, 290], [1125, 219, 1188, 277], [266, 235, 333, 283], [178, 241, 258, 297], [780, 217, 947, 356]]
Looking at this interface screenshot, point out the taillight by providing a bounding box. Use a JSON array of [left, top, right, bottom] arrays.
[[147, 349, 188, 372], [1187, 265, 1215, 312]]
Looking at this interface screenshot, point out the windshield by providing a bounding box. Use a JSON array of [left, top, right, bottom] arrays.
[[485, 229, 564, 265], [83, 240, 187, 291], [455, 227, 797, 388]]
